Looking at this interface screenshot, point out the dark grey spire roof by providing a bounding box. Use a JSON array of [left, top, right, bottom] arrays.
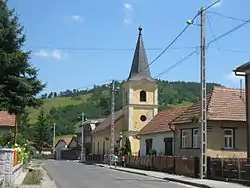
[[127, 26, 154, 81]]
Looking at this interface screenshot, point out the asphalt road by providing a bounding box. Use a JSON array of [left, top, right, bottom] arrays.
[[43, 160, 196, 188]]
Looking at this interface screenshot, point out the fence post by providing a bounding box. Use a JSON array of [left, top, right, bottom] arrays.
[[237, 158, 241, 179], [221, 158, 224, 177], [207, 156, 211, 178]]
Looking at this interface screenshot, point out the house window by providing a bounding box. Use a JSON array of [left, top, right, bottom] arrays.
[[181, 129, 191, 148], [224, 129, 234, 149], [140, 90, 146, 102], [192, 129, 199, 148], [145, 139, 153, 155]]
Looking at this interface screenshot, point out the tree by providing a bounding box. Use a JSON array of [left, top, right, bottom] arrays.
[[0, 1, 45, 125], [32, 108, 50, 153]]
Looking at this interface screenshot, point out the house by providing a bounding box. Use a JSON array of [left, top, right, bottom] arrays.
[[92, 27, 158, 156], [75, 119, 104, 155], [0, 111, 15, 134], [55, 136, 75, 160], [172, 86, 246, 158], [67, 136, 77, 148], [138, 107, 188, 156]]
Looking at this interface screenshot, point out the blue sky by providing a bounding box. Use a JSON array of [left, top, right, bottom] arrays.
[[8, 0, 250, 94]]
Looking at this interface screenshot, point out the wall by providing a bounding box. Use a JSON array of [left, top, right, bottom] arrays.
[[92, 117, 126, 155], [140, 132, 174, 156], [0, 126, 14, 134], [174, 120, 247, 158], [0, 148, 23, 186]]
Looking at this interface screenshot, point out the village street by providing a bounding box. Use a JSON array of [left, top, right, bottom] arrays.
[[43, 160, 196, 188]]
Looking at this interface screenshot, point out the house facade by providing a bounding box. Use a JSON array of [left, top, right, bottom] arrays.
[[55, 136, 75, 160], [0, 111, 15, 134], [92, 27, 158, 156], [138, 108, 188, 156], [75, 119, 104, 155], [172, 87, 246, 158]]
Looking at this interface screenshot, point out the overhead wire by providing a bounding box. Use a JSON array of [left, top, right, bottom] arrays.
[[153, 18, 250, 80], [207, 11, 248, 22]]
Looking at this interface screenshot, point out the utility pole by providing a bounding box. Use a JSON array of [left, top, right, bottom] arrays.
[[110, 80, 115, 166], [200, 7, 207, 179], [81, 112, 85, 162], [53, 123, 56, 155]]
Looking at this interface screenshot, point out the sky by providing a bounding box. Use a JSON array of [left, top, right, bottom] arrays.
[[7, 0, 250, 94]]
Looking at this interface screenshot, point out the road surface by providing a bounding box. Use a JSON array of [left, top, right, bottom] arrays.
[[43, 160, 196, 188]]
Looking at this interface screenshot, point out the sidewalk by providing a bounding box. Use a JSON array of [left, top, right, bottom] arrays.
[[96, 164, 248, 188]]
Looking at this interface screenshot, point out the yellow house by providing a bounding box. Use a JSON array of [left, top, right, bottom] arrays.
[[172, 87, 247, 158], [92, 27, 158, 156]]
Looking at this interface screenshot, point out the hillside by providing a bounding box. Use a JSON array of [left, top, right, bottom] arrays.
[[28, 80, 222, 136]]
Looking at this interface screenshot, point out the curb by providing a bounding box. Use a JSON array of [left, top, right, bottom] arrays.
[[42, 165, 62, 188], [163, 177, 211, 188], [110, 167, 148, 176], [100, 165, 212, 188]]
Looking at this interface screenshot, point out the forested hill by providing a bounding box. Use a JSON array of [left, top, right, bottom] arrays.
[[28, 80, 222, 136]]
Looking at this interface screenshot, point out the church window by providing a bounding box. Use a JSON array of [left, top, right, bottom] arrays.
[[140, 90, 146, 102], [140, 115, 147, 122]]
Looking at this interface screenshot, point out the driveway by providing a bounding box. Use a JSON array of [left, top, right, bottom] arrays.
[[43, 160, 196, 188]]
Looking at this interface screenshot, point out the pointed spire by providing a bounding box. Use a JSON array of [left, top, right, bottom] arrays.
[[127, 26, 154, 81]]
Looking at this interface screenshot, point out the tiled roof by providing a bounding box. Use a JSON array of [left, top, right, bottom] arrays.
[[55, 136, 74, 146], [172, 87, 246, 124], [139, 107, 189, 135], [93, 109, 124, 133], [0, 111, 15, 127]]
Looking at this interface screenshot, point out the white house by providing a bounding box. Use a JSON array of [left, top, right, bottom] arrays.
[[138, 107, 188, 156], [55, 137, 74, 160]]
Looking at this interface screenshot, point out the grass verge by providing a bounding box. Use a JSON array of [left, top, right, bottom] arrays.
[[22, 169, 43, 185]]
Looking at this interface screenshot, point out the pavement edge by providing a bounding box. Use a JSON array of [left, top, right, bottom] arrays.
[[97, 164, 212, 188], [42, 165, 62, 188]]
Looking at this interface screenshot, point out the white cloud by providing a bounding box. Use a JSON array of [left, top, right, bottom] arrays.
[[212, 0, 222, 8], [123, 3, 133, 24], [34, 49, 66, 60], [71, 15, 84, 22], [225, 72, 243, 83]]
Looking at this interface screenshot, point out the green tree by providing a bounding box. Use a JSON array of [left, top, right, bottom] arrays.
[[32, 108, 50, 153], [0, 1, 45, 128]]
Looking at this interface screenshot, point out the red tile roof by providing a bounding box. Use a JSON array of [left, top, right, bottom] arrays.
[[93, 109, 124, 133], [55, 136, 74, 147], [172, 87, 246, 124], [139, 107, 189, 135], [0, 111, 15, 127]]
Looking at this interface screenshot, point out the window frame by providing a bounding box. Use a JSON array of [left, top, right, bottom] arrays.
[[181, 129, 189, 148], [224, 128, 234, 149], [192, 128, 199, 148], [139, 90, 147, 102]]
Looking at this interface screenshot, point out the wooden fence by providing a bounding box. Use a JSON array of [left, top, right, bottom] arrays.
[[208, 157, 250, 181], [87, 154, 199, 178]]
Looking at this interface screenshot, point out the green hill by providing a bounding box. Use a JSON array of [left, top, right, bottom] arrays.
[[28, 80, 221, 136]]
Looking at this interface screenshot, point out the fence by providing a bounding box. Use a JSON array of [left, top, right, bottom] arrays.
[[208, 157, 250, 182], [86, 154, 199, 178]]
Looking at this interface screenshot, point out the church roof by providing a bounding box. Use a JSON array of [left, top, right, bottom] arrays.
[[127, 26, 155, 82]]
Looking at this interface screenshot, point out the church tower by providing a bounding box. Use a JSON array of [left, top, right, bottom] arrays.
[[122, 27, 158, 156]]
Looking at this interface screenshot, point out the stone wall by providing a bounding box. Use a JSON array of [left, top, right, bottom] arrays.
[[0, 148, 23, 186]]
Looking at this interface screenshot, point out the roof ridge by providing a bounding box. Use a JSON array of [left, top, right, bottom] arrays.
[[214, 86, 245, 91]]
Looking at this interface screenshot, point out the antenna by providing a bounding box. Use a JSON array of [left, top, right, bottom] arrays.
[[240, 79, 243, 99]]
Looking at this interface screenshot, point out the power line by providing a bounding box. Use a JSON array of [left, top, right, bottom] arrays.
[[207, 11, 248, 22], [207, 19, 250, 48], [143, 0, 221, 71], [154, 19, 250, 79], [27, 45, 197, 51]]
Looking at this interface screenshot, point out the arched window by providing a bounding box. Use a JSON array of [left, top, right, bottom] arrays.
[[140, 90, 146, 102]]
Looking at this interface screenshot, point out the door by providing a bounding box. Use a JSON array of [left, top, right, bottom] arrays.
[[164, 138, 173, 156]]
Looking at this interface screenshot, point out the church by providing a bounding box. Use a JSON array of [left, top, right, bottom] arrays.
[[92, 27, 158, 156]]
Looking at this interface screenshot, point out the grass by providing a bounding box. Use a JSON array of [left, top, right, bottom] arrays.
[[28, 94, 91, 124], [22, 169, 43, 185]]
